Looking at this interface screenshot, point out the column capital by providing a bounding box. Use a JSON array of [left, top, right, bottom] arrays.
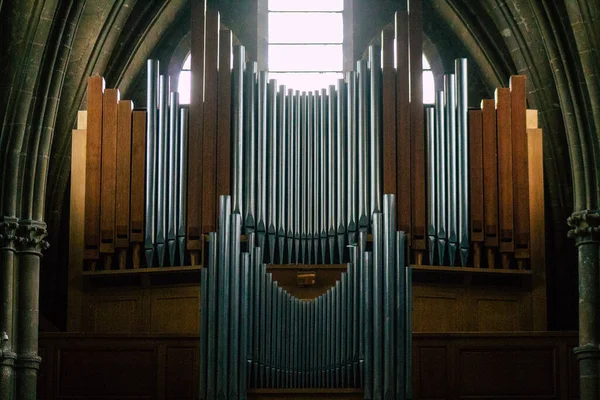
[[574, 344, 600, 361], [0, 216, 19, 251], [15, 353, 42, 371], [16, 219, 49, 255], [568, 210, 600, 244]]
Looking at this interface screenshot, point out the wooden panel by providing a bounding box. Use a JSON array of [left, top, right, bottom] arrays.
[[165, 347, 197, 400], [475, 298, 520, 331], [150, 288, 200, 334], [469, 110, 484, 244], [58, 348, 156, 398], [495, 88, 514, 260], [130, 110, 147, 244], [201, 10, 220, 233], [77, 110, 87, 130], [416, 347, 448, 399], [187, 0, 206, 253], [381, 28, 396, 195], [216, 29, 232, 201], [93, 295, 140, 333], [458, 348, 556, 397], [481, 99, 498, 254], [267, 264, 346, 299], [67, 129, 86, 331], [395, 10, 411, 235], [84, 76, 104, 262], [510, 76, 530, 261], [248, 389, 363, 399], [100, 88, 120, 257], [413, 287, 460, 332], [409, 0, 426, 256], [115, 100, 133, 252], [528, 127, 547, 330]]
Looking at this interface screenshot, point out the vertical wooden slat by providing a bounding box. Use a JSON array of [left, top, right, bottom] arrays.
[[381, 28, 396, 196], [510, 76, 530, 267], [216, 29, 232, 204], [130, 110, 146, 269], [100, 88, 120, 269], [84, 76, 104, 267], [395, 10, 411, 236], [469, 110, 484, 268], [495, 87, 514, 269], [67, 127, 86, 331], [115, 101, 133, 269], [481, 99, 498, 268], [187, 0, 206, 262], [527, 125, 547, 330], [409, 0, 426, 263], [201, 9, 220, 234]]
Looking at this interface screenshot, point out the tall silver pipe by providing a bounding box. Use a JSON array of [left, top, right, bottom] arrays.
[[256, 72, 268, 255], [206, 232, 218, 398], [348, 244, 359, 385], [294, 91, 302, 262], [232, 46, 245, 215], [301, 93, 309, 263], [336, 78, 347, 262], [244, 63, 257, 230], [456, 59, 469, 267], [358, 230, 367, 384], [395, 231, 406, 399], [267, 80, 278, 262], [435, 90, 447, 265], [286, 88, 295, 262], [426, 106, 437, 265], [265, 272, 273, 386], [199, 268, 208, 400], [327, 85, 337, 263], [336, 279, 342, 386], [445, 74, 458, 266], [369, 46, 383, 215], [177, 106, 189, 265], [155, 74, 169, 267], [346, 72, 358, 244], [320, 88, 328, 263], [363, 250, 373, 398], [216, 196, 231, 398], [340, 272, 347, 387], [240, 252, 250, 395], [229, 213, 242, 398], [277, 85, 287, 263], [167, 91, 179, 266], [383, 195, 396, 398], [308, 91, 317, 263], [252, 246, 263, 388], [144, 59, 158, 267], [357, 61, 370, 229], [372, 212, 383, 398]]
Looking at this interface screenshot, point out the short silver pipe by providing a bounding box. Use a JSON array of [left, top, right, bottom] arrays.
[[177, 106, 189, 265], [336, 78, 347, 262], [276, 85, 287, 263], [357, 60, 370, 229], [445, 74, 458, 266], [346, 72, 358, 244], [232, 46, 245, 215], [369, 46, 383, 215], [167, 91, 179, 266], [155, 74, 169, 266], [426, 106, 437, 265], [435, 90, 447, 265], [144, 59, 159, 267], [267, 79, 278, 262]]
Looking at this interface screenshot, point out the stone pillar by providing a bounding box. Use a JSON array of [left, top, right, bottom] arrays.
[[0, 217, 19, 400], [568, 210, 600, 400], [14, 220, 47, 400]]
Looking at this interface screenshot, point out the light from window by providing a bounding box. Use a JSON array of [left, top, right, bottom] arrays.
[[268, 0, 343, 91], [269, 13, 343, 43], [422, 54, 434, 104], [269, 0, 343, 12], [178, 53, 192, 104]]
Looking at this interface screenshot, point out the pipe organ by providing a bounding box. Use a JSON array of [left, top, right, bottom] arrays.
[[199, 194, 412, 398], [70, 0, 546, 397]]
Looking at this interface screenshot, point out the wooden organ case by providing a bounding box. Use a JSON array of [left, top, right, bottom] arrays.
[[65, 0, 548, 398]]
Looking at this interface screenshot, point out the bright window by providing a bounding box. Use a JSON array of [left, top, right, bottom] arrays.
[[422, 54, 434, 104], [268, 0, 344, 92], [178, 54, 191, 104]]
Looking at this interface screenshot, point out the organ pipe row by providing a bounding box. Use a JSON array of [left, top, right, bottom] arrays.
[[79, 7, 540, 273], [82, 66, 190, 270], [199, 194, 412, 399]]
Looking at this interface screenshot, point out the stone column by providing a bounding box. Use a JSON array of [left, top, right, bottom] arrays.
[[568, 210, 600, 400], [0, 217, 19, 400], [14, 220, 47, 400]]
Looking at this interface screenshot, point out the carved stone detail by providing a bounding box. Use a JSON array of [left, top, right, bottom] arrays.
[[0, 217, 19, 249], [567, 210, 600, 242], [16, 220, 49, 254]]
